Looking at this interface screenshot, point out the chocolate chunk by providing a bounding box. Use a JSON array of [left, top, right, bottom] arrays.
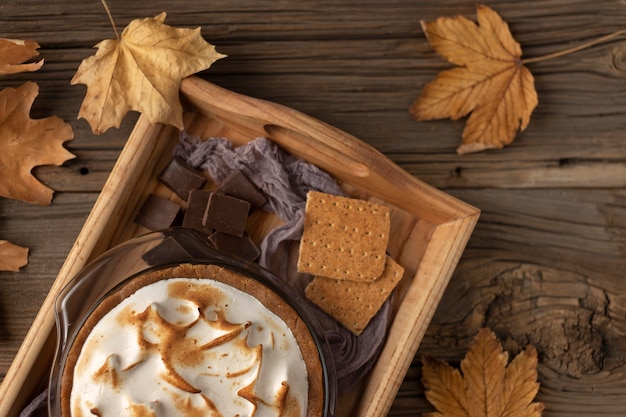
[[158, 157, 206, 200], [183, 189, 214, 235], [142, 235, 194, 266], [203, 193, 250, 237], [218, 169, 267, 210], [134, 194, 183, 230], [209, 231, 260, 261]]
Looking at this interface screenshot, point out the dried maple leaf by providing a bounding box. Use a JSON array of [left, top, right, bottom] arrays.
[[0, 38, 44, 75], [422, 328, 544, 417], [0, 240, 28, 271], [0, 82, 75, 205], [410, 5, 538, 154], [71, 12, 226, 134]]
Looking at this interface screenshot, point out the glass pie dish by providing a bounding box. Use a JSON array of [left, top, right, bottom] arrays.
[[48, 227, 337, 417]]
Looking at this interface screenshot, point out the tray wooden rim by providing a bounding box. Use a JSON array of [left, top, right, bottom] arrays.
[[0, 76, 479, 417]]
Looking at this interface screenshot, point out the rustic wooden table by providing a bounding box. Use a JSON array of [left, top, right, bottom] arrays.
[[1, 1, 626, 416]]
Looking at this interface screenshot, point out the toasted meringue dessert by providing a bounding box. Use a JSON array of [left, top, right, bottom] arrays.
[[60, 263, 324, 417]]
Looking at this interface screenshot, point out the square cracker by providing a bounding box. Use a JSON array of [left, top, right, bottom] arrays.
[[305, 256, 404, 336], [297, 191, 390, 282]]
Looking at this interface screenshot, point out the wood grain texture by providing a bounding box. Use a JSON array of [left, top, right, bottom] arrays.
[[1, 0, 626, 415]]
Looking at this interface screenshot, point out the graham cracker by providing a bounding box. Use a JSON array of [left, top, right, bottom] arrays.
[[305, 256, 405, 336], [297, 191, 390, 282]]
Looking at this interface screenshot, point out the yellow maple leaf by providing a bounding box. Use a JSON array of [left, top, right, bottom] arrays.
[[0, 38, 44, 75], [71, 12, 226, 134], [0, 82, 75, 205], [0, 240, 28, 271], [410, 5, 538, 154], [422, 328, 544, 417]]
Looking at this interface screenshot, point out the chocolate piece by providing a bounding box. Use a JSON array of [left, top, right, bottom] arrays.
[[209, 231, 261, 261], [218, 169, 267, 210], [203, 193, 250, 237], [182, 189, 214, 234], [142, 235, 194, 266], [158, 157, 206, 200], [134, 194, 183, 231]]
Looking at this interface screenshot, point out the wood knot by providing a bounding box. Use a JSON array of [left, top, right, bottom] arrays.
[[610, 45, 626, 74], [483, 264, 606, 377]]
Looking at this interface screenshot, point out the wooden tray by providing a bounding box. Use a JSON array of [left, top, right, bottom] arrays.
[[0, 76, 479, 417]]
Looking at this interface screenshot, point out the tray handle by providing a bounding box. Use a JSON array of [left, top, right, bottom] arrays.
[[263, 123, 370, 179]]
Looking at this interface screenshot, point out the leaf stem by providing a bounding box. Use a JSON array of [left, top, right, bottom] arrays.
[[522, 28, 626, 64], [100, 0, 119, 39]]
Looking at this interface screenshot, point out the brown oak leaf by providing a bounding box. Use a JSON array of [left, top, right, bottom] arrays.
[[422, 328, 544, 417], [0, 38, 44, 75], [410, 5, 538, 154], [0, 82, 75, 205], [71, 12, 226, 135], [0, 240, 28, 271]]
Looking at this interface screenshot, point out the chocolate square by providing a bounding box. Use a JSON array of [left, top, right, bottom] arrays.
[[209, 231, 261, 261], [203, 193, 250, 237], [158, 157, 206, 200], [134, 194, 183, 231], [218, 169, 267, 210], [142, 235, 194, 266], [182, 189, 213, 235]]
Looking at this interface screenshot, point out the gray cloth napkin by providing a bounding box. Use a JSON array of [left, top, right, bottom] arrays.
[[174, 133, 393, 395], [19, 389, 47, 417]]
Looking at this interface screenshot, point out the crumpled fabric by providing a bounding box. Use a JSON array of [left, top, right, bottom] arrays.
[[174, 133, 393, 394], [19, 389, 47, 417], [175, 133, 342, 272]]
